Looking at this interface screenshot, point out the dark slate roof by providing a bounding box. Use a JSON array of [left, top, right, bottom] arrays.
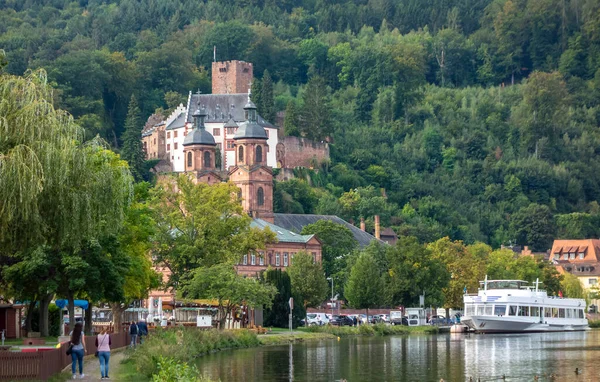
[[224, 117, 238, 128], [166, 112, 186, 131], [234, 120, 268, 140], [183, 128, 216, 146], [187, 93, 276, 128], [272, 214, 380, 248]]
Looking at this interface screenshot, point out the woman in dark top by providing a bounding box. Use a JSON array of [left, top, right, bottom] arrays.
[[70, 322, 87, 379]]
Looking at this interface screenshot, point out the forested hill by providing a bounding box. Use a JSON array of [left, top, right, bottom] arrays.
[[2, 0, 600, 251]]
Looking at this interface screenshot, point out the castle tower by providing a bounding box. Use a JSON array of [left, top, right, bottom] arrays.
[[183, 103, 222, 185], [228, 93, 273, 221], [212, 60, 253, 94]]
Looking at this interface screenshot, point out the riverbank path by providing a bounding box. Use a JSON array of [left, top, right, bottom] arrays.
[[66, 350, 127, 381]]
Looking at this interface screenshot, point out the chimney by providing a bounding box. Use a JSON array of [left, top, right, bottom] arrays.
[[374, 215, 380, 240], [360, 217, 365, 231]]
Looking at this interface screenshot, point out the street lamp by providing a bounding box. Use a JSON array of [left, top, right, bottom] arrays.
[[326, 277, 333, 317]]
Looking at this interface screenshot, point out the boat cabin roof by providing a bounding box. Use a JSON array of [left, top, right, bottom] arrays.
[[480, 280, 531, 289]]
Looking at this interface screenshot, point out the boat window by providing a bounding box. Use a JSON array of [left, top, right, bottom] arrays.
[[477, 305, 485, 316], [544, 307, 552, 317], [552, 308, 558, 317], [485, 305, 493, 316], [579, 309, 584, 319], [465, 304, 475, 316], [559, 308, 565, 318], [508, 306, 517, 316], [518, 306, 529, 316], [494, 305, 506, 316], [566, 309, 572, 318], [531, 307, 540, 317]]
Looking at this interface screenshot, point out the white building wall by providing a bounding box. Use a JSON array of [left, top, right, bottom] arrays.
[[266, 127, 277, 167], [168, 125, 187, 172]]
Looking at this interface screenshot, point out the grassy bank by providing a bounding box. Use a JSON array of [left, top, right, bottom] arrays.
[[128, 327, 260, 379], [258, 331, 336, 345], [305, 323, 439, 336], [589, 320, 600, 328]]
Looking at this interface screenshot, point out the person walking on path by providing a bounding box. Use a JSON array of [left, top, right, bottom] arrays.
[[96, 328, 111, 380], [129, 321, 139, 348], [136, 319, 148, 345], [70, 322, 87, 379]]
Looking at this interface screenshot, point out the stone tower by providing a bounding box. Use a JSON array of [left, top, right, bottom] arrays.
[[212, 60, 253, 94], [183, 103, 221, 185], [228, 93, 273, 221]]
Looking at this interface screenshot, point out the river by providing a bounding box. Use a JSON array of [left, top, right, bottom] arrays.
[[196, 330, 600, 381]]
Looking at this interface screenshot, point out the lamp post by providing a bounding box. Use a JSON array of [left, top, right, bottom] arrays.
[[326, 277, 334, 317]]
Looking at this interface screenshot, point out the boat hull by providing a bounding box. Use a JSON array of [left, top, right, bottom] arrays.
[[462, 315, 589, 333]]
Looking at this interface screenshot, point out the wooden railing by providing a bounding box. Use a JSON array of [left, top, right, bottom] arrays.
[[0, 331, 130, 380]]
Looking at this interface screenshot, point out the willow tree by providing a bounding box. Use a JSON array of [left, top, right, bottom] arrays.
[[0, 70, 133, 335]]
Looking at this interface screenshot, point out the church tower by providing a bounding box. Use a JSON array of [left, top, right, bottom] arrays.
[[228, 93, 274, 221], [183, 103, 222, 185]]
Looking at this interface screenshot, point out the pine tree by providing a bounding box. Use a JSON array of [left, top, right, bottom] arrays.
[[121, 95, 146, 181], [261, 69, 276, 123], [301, 75, 331, 141], [251, 79, 262, 114], [283, 100, 300, 136]]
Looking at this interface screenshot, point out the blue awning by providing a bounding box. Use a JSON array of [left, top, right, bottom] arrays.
[[55, 299, 89, 310]]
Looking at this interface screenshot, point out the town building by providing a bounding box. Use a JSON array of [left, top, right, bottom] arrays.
[[550, 239, 600, 306], [0, 298, 22, 339]]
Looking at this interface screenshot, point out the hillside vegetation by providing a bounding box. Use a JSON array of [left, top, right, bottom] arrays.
[[2, 0, 600, 249]]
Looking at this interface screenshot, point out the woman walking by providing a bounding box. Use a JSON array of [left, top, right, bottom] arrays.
[[70, 322, 86, 379], [129, 321, 138, 348], [96, 328, 112, 379]]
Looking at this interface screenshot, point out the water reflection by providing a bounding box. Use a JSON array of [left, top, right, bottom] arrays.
[[197, 331, 600, 381]]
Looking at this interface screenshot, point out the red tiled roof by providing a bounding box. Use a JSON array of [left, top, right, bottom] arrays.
[[551, 239, 600, 262]]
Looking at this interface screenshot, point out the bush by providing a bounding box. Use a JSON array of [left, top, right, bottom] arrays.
[[130, 327, 260, 378], [305, 323, 438, 336], [588, 320, 600, 328]]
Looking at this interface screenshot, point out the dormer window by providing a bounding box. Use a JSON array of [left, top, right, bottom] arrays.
[[579, 252, 585, 259]]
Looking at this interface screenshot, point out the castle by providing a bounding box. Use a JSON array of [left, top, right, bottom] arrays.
[[142, 60, 329, 175]]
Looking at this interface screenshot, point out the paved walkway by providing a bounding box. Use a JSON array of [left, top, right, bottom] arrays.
[[66, 350, 127, 381]]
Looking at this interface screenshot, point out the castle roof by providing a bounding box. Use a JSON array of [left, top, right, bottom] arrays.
[[186, 93, 276, 128], [166, 112, 186, 130]]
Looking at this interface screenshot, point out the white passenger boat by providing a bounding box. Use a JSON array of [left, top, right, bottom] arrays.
[[462, 277, 588, 333]]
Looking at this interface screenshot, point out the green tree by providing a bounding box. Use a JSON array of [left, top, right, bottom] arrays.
[[301, 220, 358, 278], [428, 238, 486, 311], [288, 252, 328, 325], [259, 69, 275, 123], [300, 76, 331, 140], [262, 268, 305, 328], [344, 252, 383, 318], [182, 263, 277, 329], [560, 273, 586, 299], [149, 175, 275, 287], [385, 237, 449, 308], [283, 100, 300, 136], [1, 71, 133, 334], [509, 203, 557, 252], [121, 95, 146, 181]]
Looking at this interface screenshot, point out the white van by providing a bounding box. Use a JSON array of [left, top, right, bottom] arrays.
[[305, 313, 329, 326]]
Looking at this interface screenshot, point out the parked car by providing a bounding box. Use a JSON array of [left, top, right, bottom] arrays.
[[330, 315, 354, 326], [301, 313, 329, 326], [429, 315, 453, 325], [372, 314, 390, 324]]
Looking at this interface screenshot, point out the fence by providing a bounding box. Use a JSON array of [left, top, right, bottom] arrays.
[[0, 331, 130, 380]]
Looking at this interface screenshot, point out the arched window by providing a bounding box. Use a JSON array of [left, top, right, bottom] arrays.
[[238, 145, 244, 163], [257, 187, 264, 206], [187, 152, 192, 168], [256, 145, 263, 163], [204, 151, 211, 168]]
